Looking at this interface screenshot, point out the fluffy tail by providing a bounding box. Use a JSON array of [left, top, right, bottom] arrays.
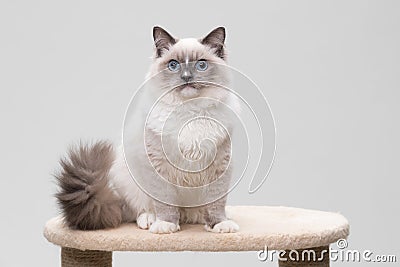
[[55, 141, 122, 230]]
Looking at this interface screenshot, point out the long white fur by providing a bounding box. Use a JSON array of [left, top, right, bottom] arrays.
[[108, 37, 240, 233]]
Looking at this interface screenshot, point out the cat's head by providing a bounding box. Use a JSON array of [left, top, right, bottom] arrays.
[[147, 26, 231, 101]]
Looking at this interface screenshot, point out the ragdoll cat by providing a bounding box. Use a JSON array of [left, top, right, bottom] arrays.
[[55, 26, 240, 234]]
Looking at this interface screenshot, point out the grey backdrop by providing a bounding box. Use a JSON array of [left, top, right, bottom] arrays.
[[1, 1, 399, 266]]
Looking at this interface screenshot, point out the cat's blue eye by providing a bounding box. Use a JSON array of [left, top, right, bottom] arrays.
[[195, 60, 208, 71], [168, 60, 180, 72]]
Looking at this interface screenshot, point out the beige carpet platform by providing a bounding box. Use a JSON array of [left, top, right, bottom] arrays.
[[44, 206, 349, 267]]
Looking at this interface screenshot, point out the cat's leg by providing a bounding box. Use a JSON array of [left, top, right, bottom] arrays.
[[133, 194, 156, 229], [149, 201, 180, 234], [109, 147, 156, 230], [136, 212, 156, 229], [204, 196, 239, 233], [120, 195, 155, 229]]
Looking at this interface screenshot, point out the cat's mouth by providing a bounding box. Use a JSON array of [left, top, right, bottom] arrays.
[[175, 82, 204, 98], [175, 82, 205, 91]]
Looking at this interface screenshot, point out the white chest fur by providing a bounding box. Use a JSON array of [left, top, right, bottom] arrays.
[[144, 99, 233, 187]]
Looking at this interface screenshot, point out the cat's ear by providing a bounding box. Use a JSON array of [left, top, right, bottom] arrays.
[[201, 27, 226, 59], [153, 26, 176, 58]]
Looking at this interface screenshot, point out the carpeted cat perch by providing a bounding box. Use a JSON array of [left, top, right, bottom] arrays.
[[44, 206, 349, 267]]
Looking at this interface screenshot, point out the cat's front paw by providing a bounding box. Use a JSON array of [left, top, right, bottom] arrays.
[[205, 220, 239, 233], [149, 220, 180, 234], [136, 212, 156, 229]]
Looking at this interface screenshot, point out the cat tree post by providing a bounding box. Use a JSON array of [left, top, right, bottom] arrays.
[[61, 247, 112, 267], [44, 206, 349, 267]]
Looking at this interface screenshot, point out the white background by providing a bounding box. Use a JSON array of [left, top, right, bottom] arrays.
[[0, 1, 399, 266]]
